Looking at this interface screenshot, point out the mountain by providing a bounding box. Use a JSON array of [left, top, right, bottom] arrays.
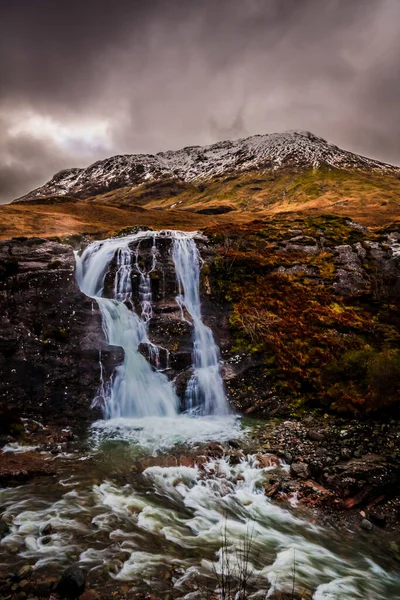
[[2, 130, 399, 240], [14, 130, 399, 204]]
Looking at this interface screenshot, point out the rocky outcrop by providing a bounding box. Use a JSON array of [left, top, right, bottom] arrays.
[[278, 229, 400, 298], [333, 244, 368, 295], [334, 238, 400, 297], [0, 238, 122, 426], [258, 417, 400, 515]]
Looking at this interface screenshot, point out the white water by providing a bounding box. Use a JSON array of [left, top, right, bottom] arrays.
[[1, 453, 399, 599], [1, 231, 399, 597], [75, 230, 228, 422], [172, 237, 228, 415], [90, 414, 242, 454]]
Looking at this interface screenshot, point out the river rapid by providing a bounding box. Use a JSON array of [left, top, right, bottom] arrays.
[[1, 230, 400, 599], [1, 419, 400, 599]]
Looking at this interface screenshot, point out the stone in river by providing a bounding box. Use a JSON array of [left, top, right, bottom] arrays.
[[55, 565, 86, 599]]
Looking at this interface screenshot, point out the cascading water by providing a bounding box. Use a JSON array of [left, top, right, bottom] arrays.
[[3, 239, 400, 600], [172, 236, 227, 415], [75, 230, 229, 421]]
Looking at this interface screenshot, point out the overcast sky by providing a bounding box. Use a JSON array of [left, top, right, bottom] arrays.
[[1, 0, 399, 203]]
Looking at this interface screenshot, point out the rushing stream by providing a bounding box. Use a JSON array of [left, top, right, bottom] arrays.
[[1, 230, 400, 599]]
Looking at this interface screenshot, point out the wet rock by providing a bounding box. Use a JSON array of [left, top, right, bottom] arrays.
[[0, 520, 9, 539], [40, 523, 52, 536], [79, 590, 101, 600], [307, 430, 325, 442], [169, 351, 193, 372], [290, 462, 311, 479], [227, 439, 240, 449], [173, 369, 193, 403], [256, 453, 280, 469], [33, 577, 58, 597], [264, 480, 281, 498], [0, 450, 56, 484], [17, 565, 33, 580], [203, 441, 225, 458], [0, 238, 121, 425], [55, 566, 86, 599], [360, 518, 373, 532], [282, 452, 293, 465], [370, 510, 387, 528]]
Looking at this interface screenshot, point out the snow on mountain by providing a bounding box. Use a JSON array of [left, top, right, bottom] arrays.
[[14, 131, 400, 202]]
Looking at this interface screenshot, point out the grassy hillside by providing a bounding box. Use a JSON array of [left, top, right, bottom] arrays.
[[84, 166, 400, 225], [0, 202, 225, 240], [1, 165, 399, 239]]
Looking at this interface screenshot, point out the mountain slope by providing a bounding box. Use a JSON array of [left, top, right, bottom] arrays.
[[14, 131, 400, 204]]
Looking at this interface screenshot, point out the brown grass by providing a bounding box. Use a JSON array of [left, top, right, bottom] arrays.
[[0, 202, 235, 240], [1, 166, 399, 239]]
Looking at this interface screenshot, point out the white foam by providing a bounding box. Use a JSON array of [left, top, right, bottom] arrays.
[[2, 443, 39, 453], [90, 414, 242, 453], [0, 452, 399, 598]]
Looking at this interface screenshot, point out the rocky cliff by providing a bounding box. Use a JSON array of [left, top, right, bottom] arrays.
[[0, 215, 399, 430], [0, 233, 234, 426], [0, 238, 122, 428]]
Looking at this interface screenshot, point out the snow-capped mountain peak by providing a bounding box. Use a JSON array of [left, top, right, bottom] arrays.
[[15, 131, 399, 202]]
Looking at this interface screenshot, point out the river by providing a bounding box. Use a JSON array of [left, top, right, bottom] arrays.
[[1, 230, 399, 599]]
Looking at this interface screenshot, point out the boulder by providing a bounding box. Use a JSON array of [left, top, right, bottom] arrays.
[[290, 462, 311, 479], [307, 430, 325, 442], [55, 565, 86, 599], [360, 518, 373, 532]]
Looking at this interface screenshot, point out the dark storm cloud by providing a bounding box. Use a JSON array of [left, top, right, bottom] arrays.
[[0, 0, 399, 203]]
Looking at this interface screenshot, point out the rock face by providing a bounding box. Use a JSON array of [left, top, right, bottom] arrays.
[[333, 237, 400, 297], [14, 131, 399, 203], [0, 238, 122, 425], [1, 219, 399, 428], [0, 233, 235, 425]]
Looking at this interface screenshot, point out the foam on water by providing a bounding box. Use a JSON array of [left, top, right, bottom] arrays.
[[1, 454, 399, 598], [90, 414, 242, 453], [1, 443, 40, 453]]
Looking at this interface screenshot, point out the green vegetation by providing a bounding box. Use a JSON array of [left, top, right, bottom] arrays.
[[327, 348, 400, 412]]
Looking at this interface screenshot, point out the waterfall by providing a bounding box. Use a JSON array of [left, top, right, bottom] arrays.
[[172, 237, 228, 415], [75, 230, 228, 419]]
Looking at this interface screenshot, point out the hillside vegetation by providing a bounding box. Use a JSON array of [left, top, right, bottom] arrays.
[[206, 215, 400, 415], [90, 166, 400, 221], [1, 167, 400, 240]]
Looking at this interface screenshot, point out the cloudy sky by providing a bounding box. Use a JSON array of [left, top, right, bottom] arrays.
[[0, 0, 399, 203]]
